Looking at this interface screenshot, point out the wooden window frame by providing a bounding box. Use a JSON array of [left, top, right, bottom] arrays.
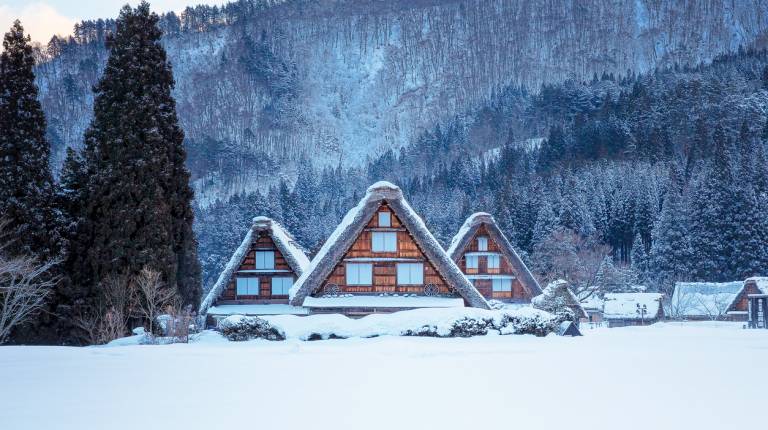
[[255, 251, 275, 270], [346, 263, 373, 285], [371, 231, 397, 253]]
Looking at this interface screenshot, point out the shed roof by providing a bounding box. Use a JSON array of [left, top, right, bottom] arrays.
[[603, 293, 663, 320], [671, 281, 743, 318]]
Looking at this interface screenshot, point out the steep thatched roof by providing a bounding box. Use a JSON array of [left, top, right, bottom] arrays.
[[447, 212, 543, 297], [289, 182, 489, 309], [199, 217, 310, 316]]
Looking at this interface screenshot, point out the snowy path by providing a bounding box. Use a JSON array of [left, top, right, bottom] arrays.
[[1, 322, 765, 430]]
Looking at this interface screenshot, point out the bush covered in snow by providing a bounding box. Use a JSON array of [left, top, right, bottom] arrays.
[[219, 315, 285, 341], [214, 307, 562, 341], [449, 317, 493, 337]]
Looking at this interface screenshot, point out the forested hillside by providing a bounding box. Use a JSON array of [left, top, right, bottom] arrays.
[[197, 49, 768, 297], [35, 0, 768, 204]]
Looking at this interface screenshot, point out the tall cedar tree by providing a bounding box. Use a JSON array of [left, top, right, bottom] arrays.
[[0, 21, 58, 258], [74, 2, 201, 309]]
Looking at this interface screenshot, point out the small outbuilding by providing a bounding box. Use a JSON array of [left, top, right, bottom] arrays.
[[670, 281, 744, 321], [603, 293, 664, 328], [532, 279, 588, 321]]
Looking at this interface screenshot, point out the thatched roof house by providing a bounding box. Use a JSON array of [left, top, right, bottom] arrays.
[[289, 181, 489, 313], [199, 217, 310, 323], [447, 212, 542, 302]]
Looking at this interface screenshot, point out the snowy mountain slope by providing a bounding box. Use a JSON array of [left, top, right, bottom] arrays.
[[35, 0, 768, 203]]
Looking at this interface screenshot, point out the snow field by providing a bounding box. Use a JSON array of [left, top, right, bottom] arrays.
[[0, 322, 764, 430]]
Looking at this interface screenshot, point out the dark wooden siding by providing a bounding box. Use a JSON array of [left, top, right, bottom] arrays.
[[318, 204, 454, 296], [218, 231, 298, 302], [457, 224, 535, 301]]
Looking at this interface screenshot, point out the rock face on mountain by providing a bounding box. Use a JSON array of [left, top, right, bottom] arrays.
[[35, 0, 768, 203]]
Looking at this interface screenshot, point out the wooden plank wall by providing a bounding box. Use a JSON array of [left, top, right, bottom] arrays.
[[457, 225, 533, 301], [219, 231, 296, 301], [321, 204, 454, 295]]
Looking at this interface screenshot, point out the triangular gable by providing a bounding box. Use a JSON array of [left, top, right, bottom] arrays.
[[199, 217, 310, 315], [447, 212, 543, 297], [289, 182, 489, 309], [726, 277, 768, 313]]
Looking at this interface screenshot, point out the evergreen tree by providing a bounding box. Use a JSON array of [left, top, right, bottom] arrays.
[[649, 174, 692, 287], [72, 3, 201, 310], [0, 20, 58, 258], [688, 125, 733, 280]]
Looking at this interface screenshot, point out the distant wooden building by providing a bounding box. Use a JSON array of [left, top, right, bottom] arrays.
[[603, 293, 664, 328], [199, 217, 311, 326], [447, 213, 542, 303], [729, 277, 768, 329], [289, 182, 489, 315], [725, 277, 768, 327]]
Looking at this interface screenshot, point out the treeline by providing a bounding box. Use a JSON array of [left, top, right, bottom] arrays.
[[0, 3, 201, 345], [42, 0, 282, 59]]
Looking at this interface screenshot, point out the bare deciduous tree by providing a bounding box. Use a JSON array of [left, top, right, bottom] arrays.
[[0, 252, 59, 344], [532, 228, 637, 300], [132, 267, 176, 337]]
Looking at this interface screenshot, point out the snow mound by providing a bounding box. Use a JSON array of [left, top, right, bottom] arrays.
[[219, 307, 560, 341]]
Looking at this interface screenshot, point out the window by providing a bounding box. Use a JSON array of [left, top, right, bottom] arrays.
[[372, 231, 397, 252], [397, 263, 424, 285], [487, 255, 500, 269], [271, 277, 293, 295], [378, 211, 391, 227], [492, 278, 512, 292], [346, 263, 373, 285], [255, 251, 275, 269], [477, 236, 488, 251], [466, 255, 479, 269], [236, 277, 260, 296]]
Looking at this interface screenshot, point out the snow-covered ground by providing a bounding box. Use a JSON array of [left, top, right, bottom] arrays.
[[1, 322, 765, 430]]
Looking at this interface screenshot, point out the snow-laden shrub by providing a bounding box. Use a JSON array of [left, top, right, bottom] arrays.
[[449, 317, 492, 337], [487, 300, 506, 310], [219, 315, 284, 341], [495, 311, 560, 336], [401, 324, 439, 337]]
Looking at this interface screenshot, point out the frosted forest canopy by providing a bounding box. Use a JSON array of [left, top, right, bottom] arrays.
[[29, 0, 768, 299]]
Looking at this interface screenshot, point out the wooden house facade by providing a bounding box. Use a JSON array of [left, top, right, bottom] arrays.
[[447, 213, 543, 303], [289, 182, 489, 315], [199, 217, 311, 326], [728, 277, 768, 328]]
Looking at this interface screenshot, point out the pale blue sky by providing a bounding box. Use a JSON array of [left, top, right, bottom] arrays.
[[0, 1, 227, 44]]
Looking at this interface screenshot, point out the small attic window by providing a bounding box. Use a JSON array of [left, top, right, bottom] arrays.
[[477, 236, 488, 251], [378, 211, 391, 227]]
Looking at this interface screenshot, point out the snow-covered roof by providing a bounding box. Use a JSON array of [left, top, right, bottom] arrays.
[[447, 212, 542, 297], [671, 281, 743, 318], [745, 277, 768, 294], [532, 279, 587, 319], [207, 304, 309, 316], [302, 295, 466, 309], [603, 293, 664, 320], [199, 217, 310, 316], [289, 182, 489, 309]]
